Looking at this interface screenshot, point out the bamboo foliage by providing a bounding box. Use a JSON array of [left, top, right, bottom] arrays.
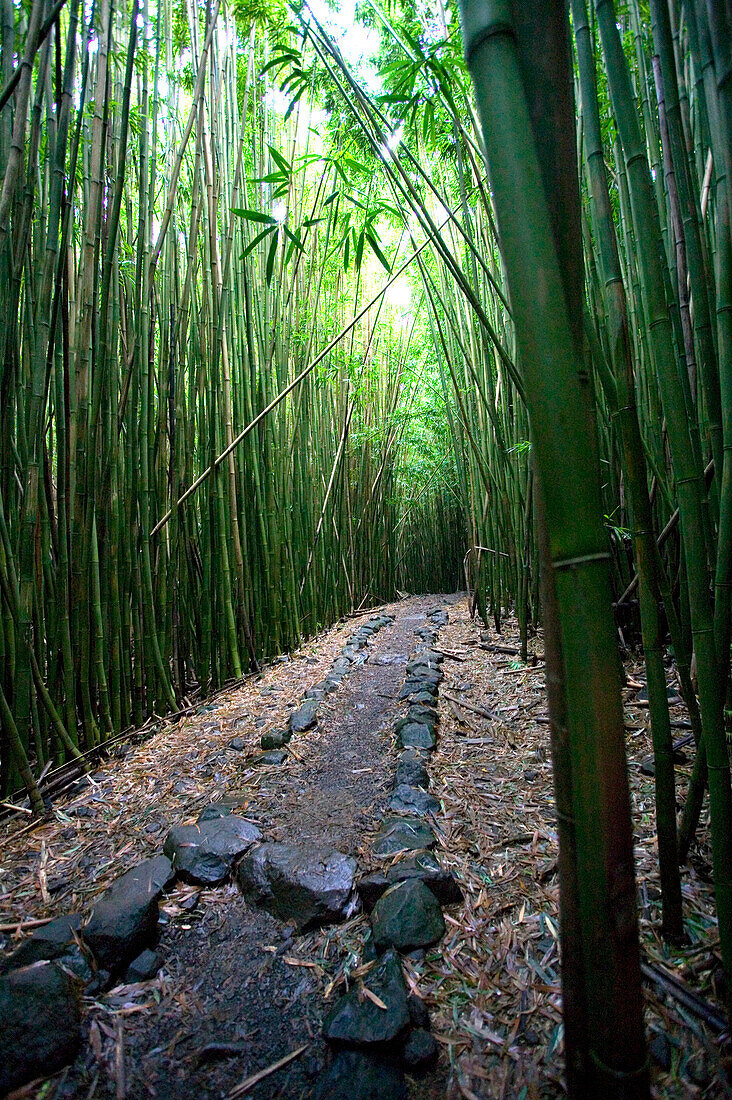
[[1, 0, 732, 1087]]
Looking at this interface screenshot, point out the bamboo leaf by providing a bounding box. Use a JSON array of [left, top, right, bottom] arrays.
[[365, 231, 391, 273], [265, 229, 279, 285], [232, 208, 278, 225], [242, 225, 277, 258]]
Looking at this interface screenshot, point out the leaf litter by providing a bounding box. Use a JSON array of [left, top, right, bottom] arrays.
[[0, 596, 730, 1098]]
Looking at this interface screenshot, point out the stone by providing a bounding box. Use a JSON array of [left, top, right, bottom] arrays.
[[388, 785, 440, 817], [289, 699, 319, 732], [164, 816, 261, 885], [404, 691, 438, 707], [331, 658, 352, 675], [260, 728, 291, 750], [252, 749, 288, 766], [371, 880, 445, 953], [83, 855, 174, 972], [407, 994, 430, 1030], [394, 752, 430, 790], [406, 705, 438, 728], [314, 1051, 407, 1100], [523, 769, 538, 782], [0, 962, 82, 1095], [0, 914, 82, 974], [362, 929, 378, 963], [640, 757, 655, 777], [399, 681, 438, 701], [396, 723, 436, 751], [323, 949, 409, 1045], [357, 873, 389, 912], [305, 688, 326, 702], [386, 852, 462, 906], [402, 1028, 438, 1071], [237, 843, 358, 930], [637, 683, 681, 705], [197, 803, 232, 823], [228, 736, 246, 751], [649, 1032, 672, 1072], [405, 663, 443, 684], [372, 817, 435, 858], [124, 948, 163, 983]]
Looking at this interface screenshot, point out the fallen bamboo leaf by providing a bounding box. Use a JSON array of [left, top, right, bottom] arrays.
[[362, 987, 388, 1010], [227, 1044, 309, 1098]]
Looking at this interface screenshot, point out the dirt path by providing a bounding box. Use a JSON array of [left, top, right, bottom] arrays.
[[2, 596, 458, 1099]]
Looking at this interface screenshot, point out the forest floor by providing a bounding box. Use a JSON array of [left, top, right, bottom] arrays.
[[1, 594, 730, 1099]]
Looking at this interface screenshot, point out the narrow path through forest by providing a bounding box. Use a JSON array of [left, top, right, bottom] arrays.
[[1, 597, 729, 1099]]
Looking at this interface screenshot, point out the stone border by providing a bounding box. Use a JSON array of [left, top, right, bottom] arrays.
[[247, 613, 396, 766], [312, 608, 463, 1094]]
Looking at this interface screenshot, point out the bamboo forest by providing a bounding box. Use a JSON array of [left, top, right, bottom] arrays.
[[0, 0, 731, 1097]]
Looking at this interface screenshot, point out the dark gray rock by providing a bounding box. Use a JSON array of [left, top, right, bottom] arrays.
[[0, 914, 82, 974], [402, 1028, 438, 1071], [640, 758, 655, 777], [83, 855, 174, 971], [324, 677, 342, 692], [371, 880, 445, 953], [261, 728, 291, 750], [331, 658, 352, 675], [314, 1050, 407, 1100], [197, 803, 232, 822], [406, 705, 438, 728], [290, 699, 319, 732], [399, 682, 433, 701], [394, 711, 435, 736], [394, 751, 429, 790], [396, 722, 436, 750], [0, 962, 82, 1094], [252, 749, 288, 766], [362, 929, 378, 963], [372, 817, 435, 857], [637, 683, 681, 705], [388, 785, 440, 817], [357, 872, 389, 912], [386, 851, 462, 906], [59, 946, 94, 985], [323, 949, 409, 1045], [228, 736, 246, 751], [404, 690, 438, 706], [164, 816, 261, 885], [405, 663, 443, 684], [124, 948, 163, 983], [649, 1033, 671, 1072], [305, 688, 326, 702], [407, 994, 430, 1030], [237, 843, 358, 930]]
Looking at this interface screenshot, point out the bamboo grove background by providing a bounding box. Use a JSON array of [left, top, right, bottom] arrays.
[[1, 0, 732, 1058]]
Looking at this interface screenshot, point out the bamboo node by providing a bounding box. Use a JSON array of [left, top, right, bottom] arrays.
[[553, 551, 611, 571]]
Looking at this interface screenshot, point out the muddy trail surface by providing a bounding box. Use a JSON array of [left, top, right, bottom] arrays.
[[3, 595, 730, 1100]]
